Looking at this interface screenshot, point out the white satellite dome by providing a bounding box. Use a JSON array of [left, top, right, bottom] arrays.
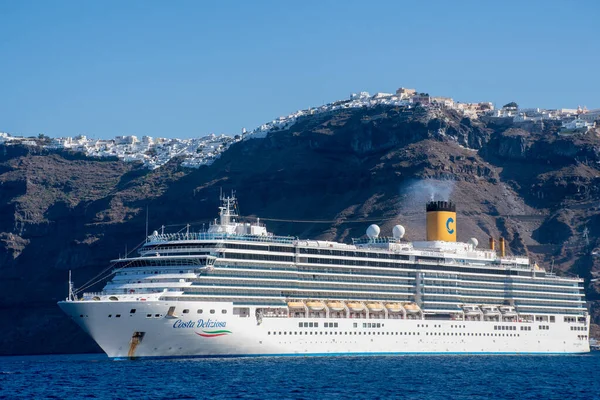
[[392, 225, 406, 239], [366, 224, 380, 239], [468, 237, 479, 248], [152, 230, 159, 236]]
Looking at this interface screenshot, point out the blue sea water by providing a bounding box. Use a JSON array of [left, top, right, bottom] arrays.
[[1, 353, 599, 400]]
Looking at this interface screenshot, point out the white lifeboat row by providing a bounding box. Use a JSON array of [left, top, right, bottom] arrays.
[[461, 304, 518, 317], [288, 300, 422, 314]]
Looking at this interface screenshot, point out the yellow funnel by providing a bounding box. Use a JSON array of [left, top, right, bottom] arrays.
[[426, 201, 456, 242]]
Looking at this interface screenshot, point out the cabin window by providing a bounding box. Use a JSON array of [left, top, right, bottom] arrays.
[[146, 314, 152, 318], [130, 309, 136, 314], [116, 314, 121, 318], [197, 309, 203, 314], [210, 310, 215, 314], [222, 310, 227, 314], [183, 309, 189, 314]]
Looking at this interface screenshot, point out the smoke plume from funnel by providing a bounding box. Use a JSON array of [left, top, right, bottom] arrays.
[[396, 179, 457, 236], [401, 179, 456, 206]]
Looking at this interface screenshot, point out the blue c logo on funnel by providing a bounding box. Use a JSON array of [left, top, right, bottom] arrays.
[[446, 217, 455, 234]]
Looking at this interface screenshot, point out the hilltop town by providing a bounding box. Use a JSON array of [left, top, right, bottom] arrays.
[[1, 86, 599, 356], [1, 87, 598, 170]]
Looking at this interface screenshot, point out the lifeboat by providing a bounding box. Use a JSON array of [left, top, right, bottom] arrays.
[[327, 302, 345, 312], [347, 302, 365, 312], [287, 301, 305, 309], [461, 305, 480, 316], [499, 306, 517, 317], [385, 303, 403, 313], [481, 305, 501, 317], [306, 301, 326, 311], [367, 303, 384, 313], [404, 303, 421, 314]]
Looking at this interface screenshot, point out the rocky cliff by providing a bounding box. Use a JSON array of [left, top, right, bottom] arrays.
[[1, 105, 599, 355]]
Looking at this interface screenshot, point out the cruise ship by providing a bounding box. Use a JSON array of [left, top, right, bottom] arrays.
[[58, 195, 590, 358]]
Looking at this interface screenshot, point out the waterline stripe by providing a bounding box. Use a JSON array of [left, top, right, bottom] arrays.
[[113, 351, 591, 360]]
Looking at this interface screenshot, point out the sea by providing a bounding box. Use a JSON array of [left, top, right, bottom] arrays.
[[1, 353, 599, 400]]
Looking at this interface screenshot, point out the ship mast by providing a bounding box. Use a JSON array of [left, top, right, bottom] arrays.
[[219, 191, 238, 226], [68, 270, 75, 301]]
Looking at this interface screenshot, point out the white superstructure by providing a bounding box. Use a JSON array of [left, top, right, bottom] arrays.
[[58, 195, 590, 358]]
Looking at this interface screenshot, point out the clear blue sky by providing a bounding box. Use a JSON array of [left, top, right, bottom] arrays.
[[1, 0, 598, 139]]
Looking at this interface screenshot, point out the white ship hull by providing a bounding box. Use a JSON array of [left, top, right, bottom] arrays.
[[59, 300, 590, 358]]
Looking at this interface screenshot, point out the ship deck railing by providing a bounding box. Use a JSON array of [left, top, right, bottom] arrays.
[[352, 237, 401, 245], [82, 292, 106, 297], [146, 232, 296, 245]]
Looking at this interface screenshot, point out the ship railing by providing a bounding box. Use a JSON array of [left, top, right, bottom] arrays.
[[260, 311, 289, 318], [81, 291, 108, 299], [352, 237, 401, 245], [146, 232, 296, 244], [139, 246, 216, 254]]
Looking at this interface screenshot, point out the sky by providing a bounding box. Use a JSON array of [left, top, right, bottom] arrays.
[[1, 0, 599, 139]]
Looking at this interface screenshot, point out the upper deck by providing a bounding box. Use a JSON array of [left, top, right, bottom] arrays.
[[132, 194, 582, 283]]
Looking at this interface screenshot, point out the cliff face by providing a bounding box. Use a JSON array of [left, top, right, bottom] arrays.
[[1, 106, 599, 355]]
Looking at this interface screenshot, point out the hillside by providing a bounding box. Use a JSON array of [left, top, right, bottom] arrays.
[[1, 105, 599, 355]]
